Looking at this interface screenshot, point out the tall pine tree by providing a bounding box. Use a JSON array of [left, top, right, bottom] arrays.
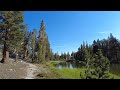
[[31, 28, 36, 61], [0, 11, 25, 63], [23, 25, 31, 61], [38, 20, 50, 62]]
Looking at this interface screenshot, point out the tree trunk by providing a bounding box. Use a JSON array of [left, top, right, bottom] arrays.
[[24, 51, 27, 61], [15, 48, 18, 62], [23, 46, 27, 61], [1, 29, 9, 64], [1, 43, 9, 63], [26, 51, 29, 61], [32, 49, 35, 61]]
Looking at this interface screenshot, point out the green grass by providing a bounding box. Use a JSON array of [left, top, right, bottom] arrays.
[[46, 62, 84, 79], [49, 61, 61, 66], [40, 61, 120, 79], [36, 61, 120, 79], [109, 73, 120, 79], [56, 68, 85, 79]]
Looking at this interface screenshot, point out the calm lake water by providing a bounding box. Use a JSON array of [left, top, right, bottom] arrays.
[[56, 61, 84, 69], [56, 62, 120, 76]]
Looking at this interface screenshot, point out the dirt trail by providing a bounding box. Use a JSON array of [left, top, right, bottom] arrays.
[[23, 62, 51, 79], [23, 62, 39, 79]]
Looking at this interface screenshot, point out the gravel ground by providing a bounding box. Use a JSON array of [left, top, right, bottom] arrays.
[[0, 58, 28, 79], [0, 52, 53, 79], [0, 58, 51, 79], [0, 52, 30, 79]]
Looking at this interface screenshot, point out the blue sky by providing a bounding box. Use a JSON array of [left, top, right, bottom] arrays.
[[24, 11, 120, 54]]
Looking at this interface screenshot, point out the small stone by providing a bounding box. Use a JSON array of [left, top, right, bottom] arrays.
[[9, 69, 13, 71]]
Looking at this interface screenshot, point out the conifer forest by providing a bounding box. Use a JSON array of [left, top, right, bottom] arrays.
[[0, 11, 120, 79]]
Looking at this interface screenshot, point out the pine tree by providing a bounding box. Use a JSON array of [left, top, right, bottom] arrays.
[[60, 52, 64, 60], [66, 52, 70, 60], [92, 49, 110, 79], [23, 26, 31, 61], [63, 52, 67, 61], [14, 30, 24, 62], [81, 49, 110, 79], [38, 41, 43, 63], [0, 11, 25, 63], [93, 40, 99, 54], [34, 37, 39, 62], [71, 51, 75, 60], [86, 41, 89, 49], [38, 20, 46, 63], [31, 28, 36, 62], [45, 36, 50, 61], [36, 20, 51, 63], [50, 49, 54, 61], [54, 52, 59, 61], [107, 33, 119, 63], [80, 49, 92, 78]]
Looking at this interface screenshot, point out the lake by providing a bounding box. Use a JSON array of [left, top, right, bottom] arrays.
[[57, 61, 84, 69], [56, 61, 120, 76]]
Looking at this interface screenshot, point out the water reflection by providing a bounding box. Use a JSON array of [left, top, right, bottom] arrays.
[[57, 62, 120, 76], [57, 61, 82, 69], [70, 64, 73, 69], [58, 65, 62, 69]]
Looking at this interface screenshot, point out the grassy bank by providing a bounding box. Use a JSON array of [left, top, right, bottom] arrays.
[[109, 73, 120, 79], [50, 62, 120, 79], [36, 61, 120, 79], [55, 68, 85, 79], [44, 61, 86, 79]]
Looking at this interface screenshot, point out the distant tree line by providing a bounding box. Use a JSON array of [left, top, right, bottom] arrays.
[[72, 33, 120, 64], [53, 52, 71, 61], [70, 33, 120, 79]]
